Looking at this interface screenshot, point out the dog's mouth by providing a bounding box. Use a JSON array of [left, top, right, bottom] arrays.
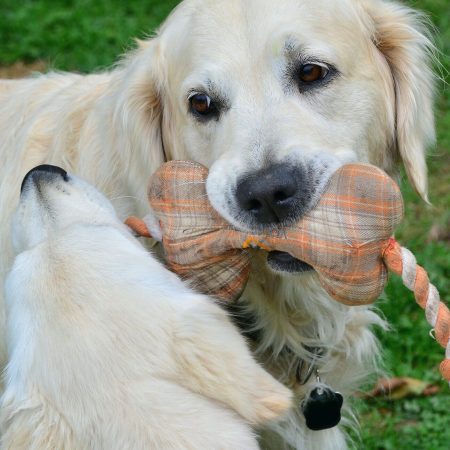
[[267, 251, 314, 274]]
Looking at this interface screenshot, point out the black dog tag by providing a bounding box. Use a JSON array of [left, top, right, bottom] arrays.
[[302, 386, 343, 431]]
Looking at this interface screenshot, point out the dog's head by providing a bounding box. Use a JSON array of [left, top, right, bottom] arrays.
[[13, 165, 117, 253], [116, 0, 435, 272]]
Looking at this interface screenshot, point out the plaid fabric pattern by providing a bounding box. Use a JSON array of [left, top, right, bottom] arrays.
[[149, 161, 251, 301], [148, 161, 404, 304]]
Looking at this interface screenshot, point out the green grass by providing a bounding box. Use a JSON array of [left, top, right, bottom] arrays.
[[1, 1, 449, 448], [0, 0, 179, 72]]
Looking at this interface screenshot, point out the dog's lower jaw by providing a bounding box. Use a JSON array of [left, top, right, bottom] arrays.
[[236, 253, 385, 450]]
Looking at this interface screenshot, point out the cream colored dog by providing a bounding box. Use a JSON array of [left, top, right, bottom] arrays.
[[0, 0, 435, 448], [1, 165, 292, 449]]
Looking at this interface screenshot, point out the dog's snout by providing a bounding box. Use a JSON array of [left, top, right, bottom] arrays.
[[236, 164, 306, 224], [21, 165, 68, 193]]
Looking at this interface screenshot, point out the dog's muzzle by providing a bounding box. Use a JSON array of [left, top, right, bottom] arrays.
[[235, 163, 313, 226], [21, 164, 68, 193]]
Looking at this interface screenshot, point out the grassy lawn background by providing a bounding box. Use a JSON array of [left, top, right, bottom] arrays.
[[1, 1, 448, 448]]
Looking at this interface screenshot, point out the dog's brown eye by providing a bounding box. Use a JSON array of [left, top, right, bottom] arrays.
[[299, 64, 328, 83], [189, 93, 212, 115]]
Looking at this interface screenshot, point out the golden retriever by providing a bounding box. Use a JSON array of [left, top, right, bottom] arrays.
[[0, 0, 435, 448], [1, 165, 291, 449]]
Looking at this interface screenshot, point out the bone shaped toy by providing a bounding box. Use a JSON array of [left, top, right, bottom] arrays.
[[126, 160, 450, 383]]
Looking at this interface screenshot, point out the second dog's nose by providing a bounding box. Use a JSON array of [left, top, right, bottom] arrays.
[[236, 164, 305, 224], [21, 165, 68, 193]]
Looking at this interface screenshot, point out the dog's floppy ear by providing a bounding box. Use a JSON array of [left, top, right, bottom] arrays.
[[365, 0, 436, 200], [113, 37, 167, 177]]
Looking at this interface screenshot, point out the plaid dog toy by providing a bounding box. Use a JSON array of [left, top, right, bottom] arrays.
[[126, 161, 450, 383]]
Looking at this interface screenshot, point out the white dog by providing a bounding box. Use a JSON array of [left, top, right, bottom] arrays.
[[0, 0, 435, 448], [1, 165, 292, 449]]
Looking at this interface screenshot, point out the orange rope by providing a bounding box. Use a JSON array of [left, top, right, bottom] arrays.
[[383, 238, 450, 384]]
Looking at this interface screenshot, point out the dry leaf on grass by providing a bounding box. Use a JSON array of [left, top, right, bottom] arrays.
[[427, 223, 450, 243], [360, 377, 440, 400]]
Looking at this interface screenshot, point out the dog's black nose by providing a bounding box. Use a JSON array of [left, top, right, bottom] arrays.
[[21, 165, 68, 193], [236, 164, 308, 225]]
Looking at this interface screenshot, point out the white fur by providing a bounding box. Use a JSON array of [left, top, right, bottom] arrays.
[[0, 0, 435, 448], [1, 171, 292, 449]]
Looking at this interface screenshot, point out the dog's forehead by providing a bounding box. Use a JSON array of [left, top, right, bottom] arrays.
[[163, 0, 371, 68]]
